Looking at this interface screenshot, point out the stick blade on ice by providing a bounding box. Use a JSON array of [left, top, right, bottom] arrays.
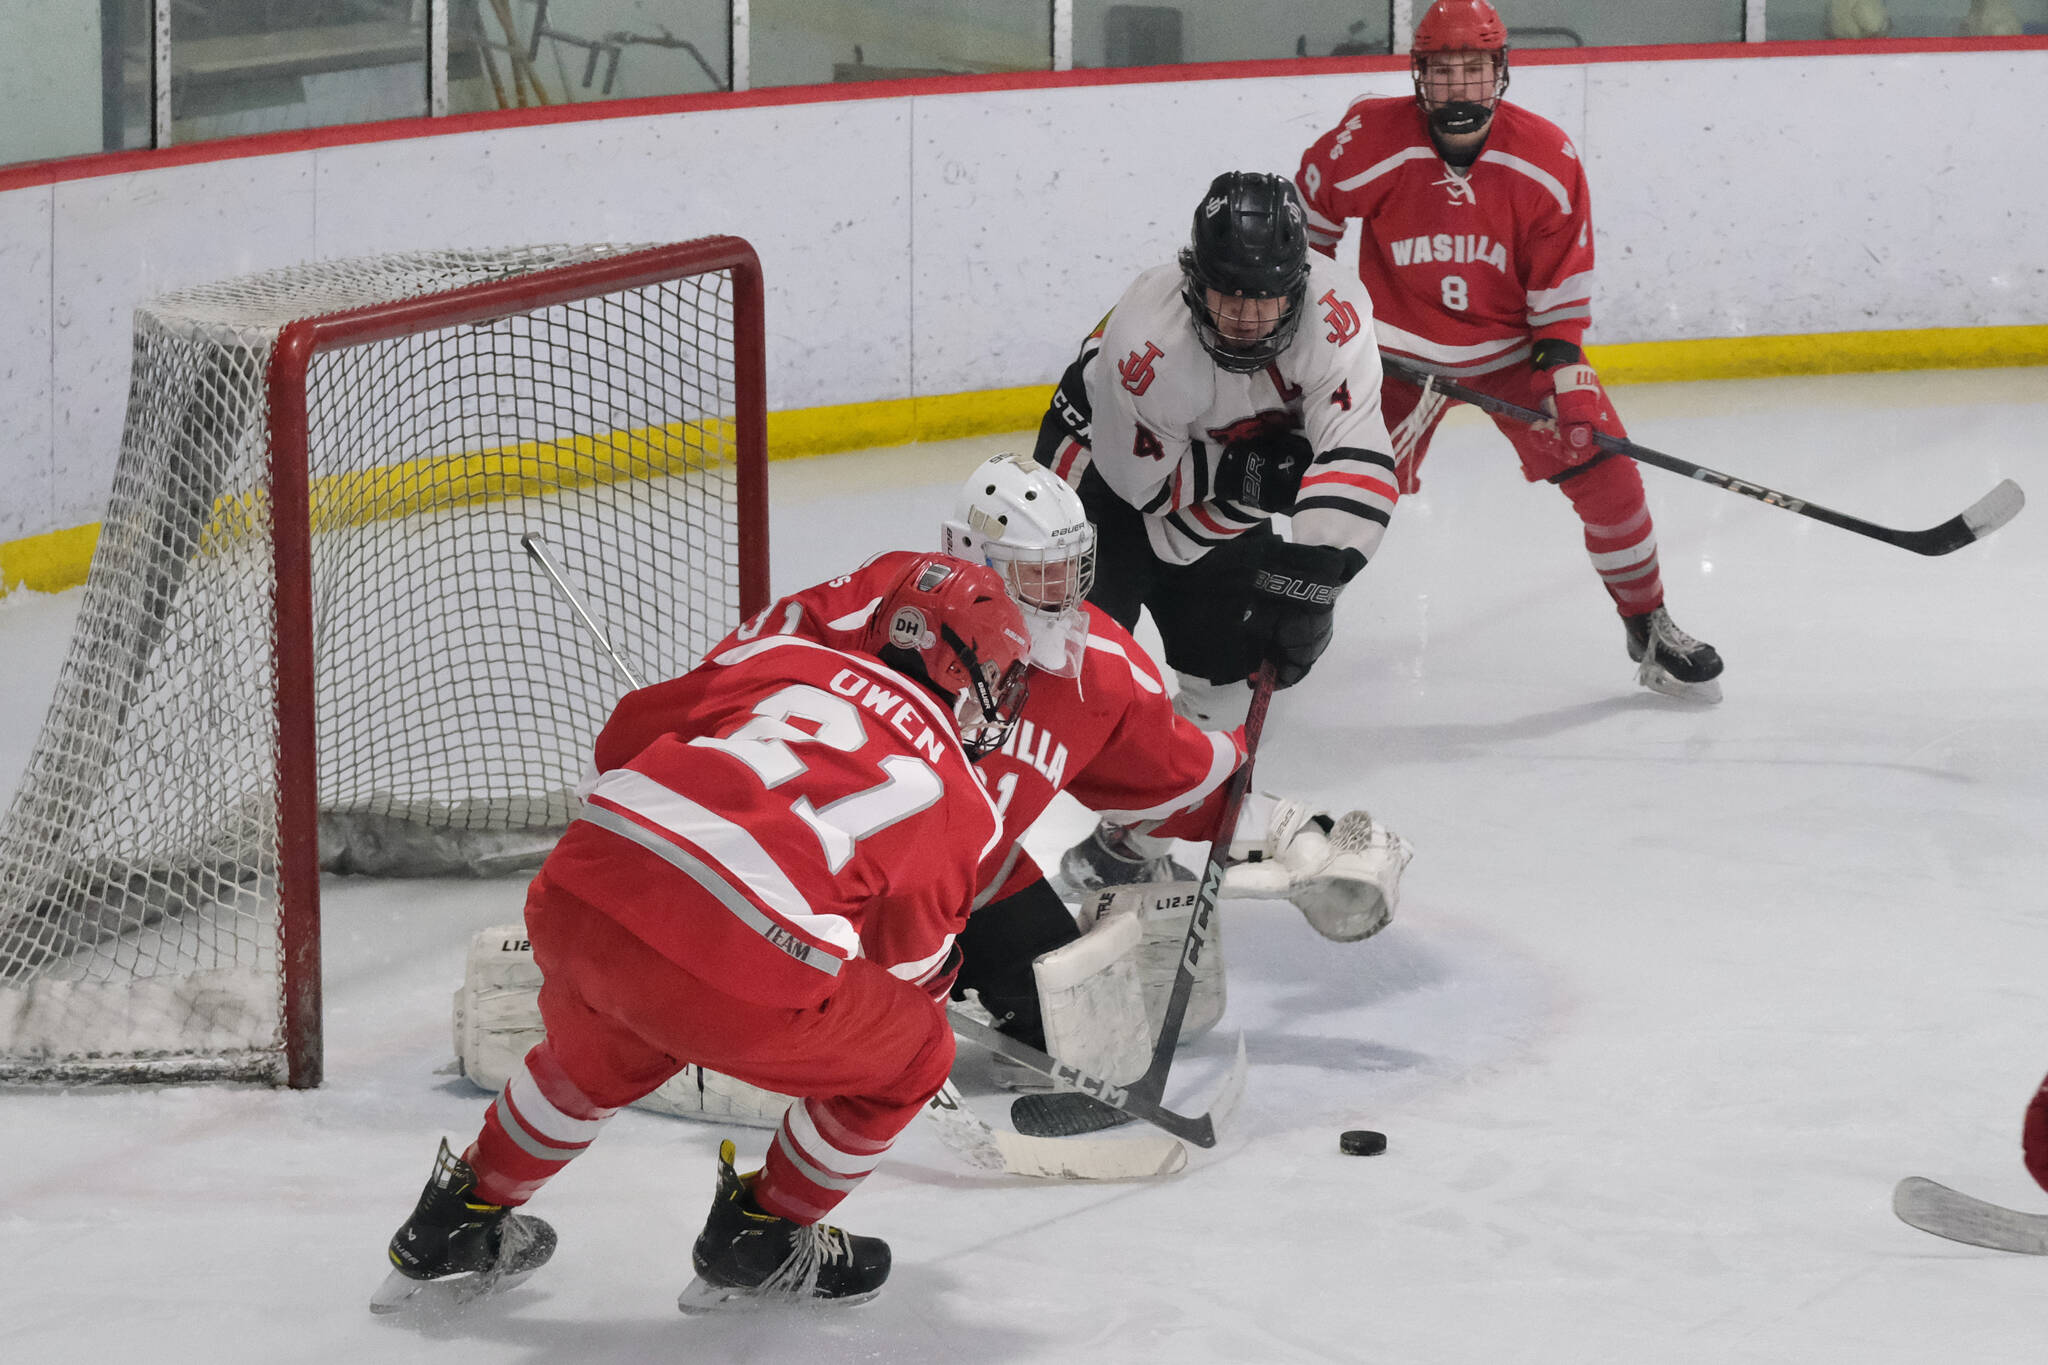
[[1893, 1176, 2048, 1255]]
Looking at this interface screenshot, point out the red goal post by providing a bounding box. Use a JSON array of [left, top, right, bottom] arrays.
[[0, 238, 769, 1090]]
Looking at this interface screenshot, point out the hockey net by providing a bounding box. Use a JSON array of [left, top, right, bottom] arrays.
[[0, 239, 767, 1088]]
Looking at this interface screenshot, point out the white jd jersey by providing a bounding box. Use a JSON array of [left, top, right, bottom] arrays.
[[1061, 255, 1398, 566]]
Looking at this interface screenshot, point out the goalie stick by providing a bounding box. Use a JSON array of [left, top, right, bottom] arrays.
[[1009, 665, 1277, 1141], [1379, 354, 2025, 556], [520, 534, 1186, 1181], [922, 1080, 1188, 1180], [951, 1008, 1248, 1149], [1892, 1176, 2048, 1255]]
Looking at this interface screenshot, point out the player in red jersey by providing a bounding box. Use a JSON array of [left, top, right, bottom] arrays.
[[372, 554, 1031, 1314], [745, 456, 1412, 1070], [1295, 0, 1724, 702]]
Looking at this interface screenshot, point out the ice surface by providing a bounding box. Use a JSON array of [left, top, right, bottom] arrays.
[[0, 369, 2042, 1362]]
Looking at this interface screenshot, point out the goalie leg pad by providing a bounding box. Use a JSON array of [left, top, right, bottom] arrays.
[[1080, 882, 1225, 1043], [1031, 910, 1152, 1085], [453, 926, 796, 1129]]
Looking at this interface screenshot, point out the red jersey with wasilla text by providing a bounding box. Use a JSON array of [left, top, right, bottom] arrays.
[[1296, 96, 1595, 378], [713, 551, 1248, 906], [534, 633, 1003, 1009]]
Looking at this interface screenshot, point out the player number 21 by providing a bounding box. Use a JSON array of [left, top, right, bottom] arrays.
[[693, 684, 943, 873]]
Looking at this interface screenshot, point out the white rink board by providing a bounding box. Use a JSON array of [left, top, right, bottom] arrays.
[[3, 47, 2046, 535]]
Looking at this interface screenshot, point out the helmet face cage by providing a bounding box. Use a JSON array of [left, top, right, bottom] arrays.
[[1410, 0, 1510, 137], [940, 453, 1098, 679], [942, 623, 1032, 759], [1411, 48, 1510, 136], [1179, 172, 1312, 374], [1180, 261, 1309, 374]]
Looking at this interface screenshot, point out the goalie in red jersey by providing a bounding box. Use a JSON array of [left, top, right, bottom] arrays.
[[1296, 0, 1724, 702], [373, 555, 1032, 1314]]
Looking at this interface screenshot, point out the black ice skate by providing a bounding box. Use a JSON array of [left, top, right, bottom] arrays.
[[1625, 606, 1724, 704], [1054, 821, 1194, 900], [368, 1139, 557, 1315], [676, 1139, 892, 1313]]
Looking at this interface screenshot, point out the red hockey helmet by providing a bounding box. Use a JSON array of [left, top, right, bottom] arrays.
[[863, 554, 1032, 759], [1411, 0, 1510, 138]]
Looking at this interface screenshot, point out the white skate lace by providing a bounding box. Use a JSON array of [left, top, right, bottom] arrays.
[[1650, 608, 1703, 658], [758, 1221, 848, 1300]]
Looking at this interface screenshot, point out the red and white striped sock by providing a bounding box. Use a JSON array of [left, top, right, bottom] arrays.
[[465, 1041, 619, 1207], [1584, 504, 1664, 616], [751, 1096, 900, 1225]]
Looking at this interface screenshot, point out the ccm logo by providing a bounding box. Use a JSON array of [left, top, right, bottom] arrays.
[[1252, 571, 1339, 606]]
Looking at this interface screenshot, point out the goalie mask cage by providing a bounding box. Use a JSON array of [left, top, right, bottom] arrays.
[[0, 238, 768, 1089]]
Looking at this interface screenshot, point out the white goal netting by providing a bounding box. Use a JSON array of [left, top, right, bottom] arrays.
[[0, 242, 762, 1085]]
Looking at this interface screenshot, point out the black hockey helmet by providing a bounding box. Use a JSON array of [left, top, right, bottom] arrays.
[[1178, 172, 1311, 374]]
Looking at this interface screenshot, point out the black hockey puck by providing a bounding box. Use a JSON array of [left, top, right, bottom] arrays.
[[1340, 1129, 1387, 1156]]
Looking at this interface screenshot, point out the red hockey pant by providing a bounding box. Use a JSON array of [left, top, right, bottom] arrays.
[[1381, 368, 1665, 618], [464, 884, 956, 1224]]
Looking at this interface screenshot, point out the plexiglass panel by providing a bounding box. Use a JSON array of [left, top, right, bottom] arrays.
[[170, 1, 428, 143], [0, 1, 151, 165], [749, 0, 1051, 89], [1770, 0, 2048, 38], [448, 0, 731, 113], [1074, 2, 1394, 66]]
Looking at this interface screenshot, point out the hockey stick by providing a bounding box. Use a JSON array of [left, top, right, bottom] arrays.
[[1379, 354, 2026, 556], [1893, 1176, 2048, 1255], [521, 533, 648, 690], [949, 1008, 1247, 1149], [1007, 664, 1279, 1141], [922, 1079, 1189, 1180], [521, 533, 1184, 1181]]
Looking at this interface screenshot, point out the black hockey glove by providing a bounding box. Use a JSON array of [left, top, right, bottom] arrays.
[[1213, 430, 1313, 513], [1247, 540, 1363, 688]]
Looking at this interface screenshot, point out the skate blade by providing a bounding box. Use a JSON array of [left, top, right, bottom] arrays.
[[676, 1276, 881, 1314], [368, 1264, 538, 1316], [1636, 662, 1722, 704]]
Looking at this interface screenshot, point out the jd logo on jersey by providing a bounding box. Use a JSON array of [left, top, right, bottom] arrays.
[[1319, 290, 1361, 345], [1118, 342, 1164, 396]]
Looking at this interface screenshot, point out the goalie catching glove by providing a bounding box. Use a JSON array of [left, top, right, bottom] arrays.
[[1221, 793, 1414, 942]]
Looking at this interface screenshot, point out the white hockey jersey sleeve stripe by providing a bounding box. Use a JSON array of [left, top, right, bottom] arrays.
[[1092, 730, 1240, 822], [1375, 319, 1531, 376], [889, 934, 956, 984], [582, 774, 861, 969], [1475, 148, 1574, 215], [1335, 144, 1439, 193], [1527, 269, 1594, 316], [1083, 632, 1166, 694]]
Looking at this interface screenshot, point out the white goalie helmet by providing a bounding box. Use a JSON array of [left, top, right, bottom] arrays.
[[939, 452, 1097, 678]]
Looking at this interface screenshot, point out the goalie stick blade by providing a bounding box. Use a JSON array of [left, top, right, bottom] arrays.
[[922, 1082, 1187, 1181], [1893, 1176, 2048, 1255], [1010, 1091, 1140, 1137], [1011, 1033, 1251, 1141]]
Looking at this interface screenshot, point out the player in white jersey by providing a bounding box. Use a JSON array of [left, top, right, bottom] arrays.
[[1033, 170, 1401, 890]]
